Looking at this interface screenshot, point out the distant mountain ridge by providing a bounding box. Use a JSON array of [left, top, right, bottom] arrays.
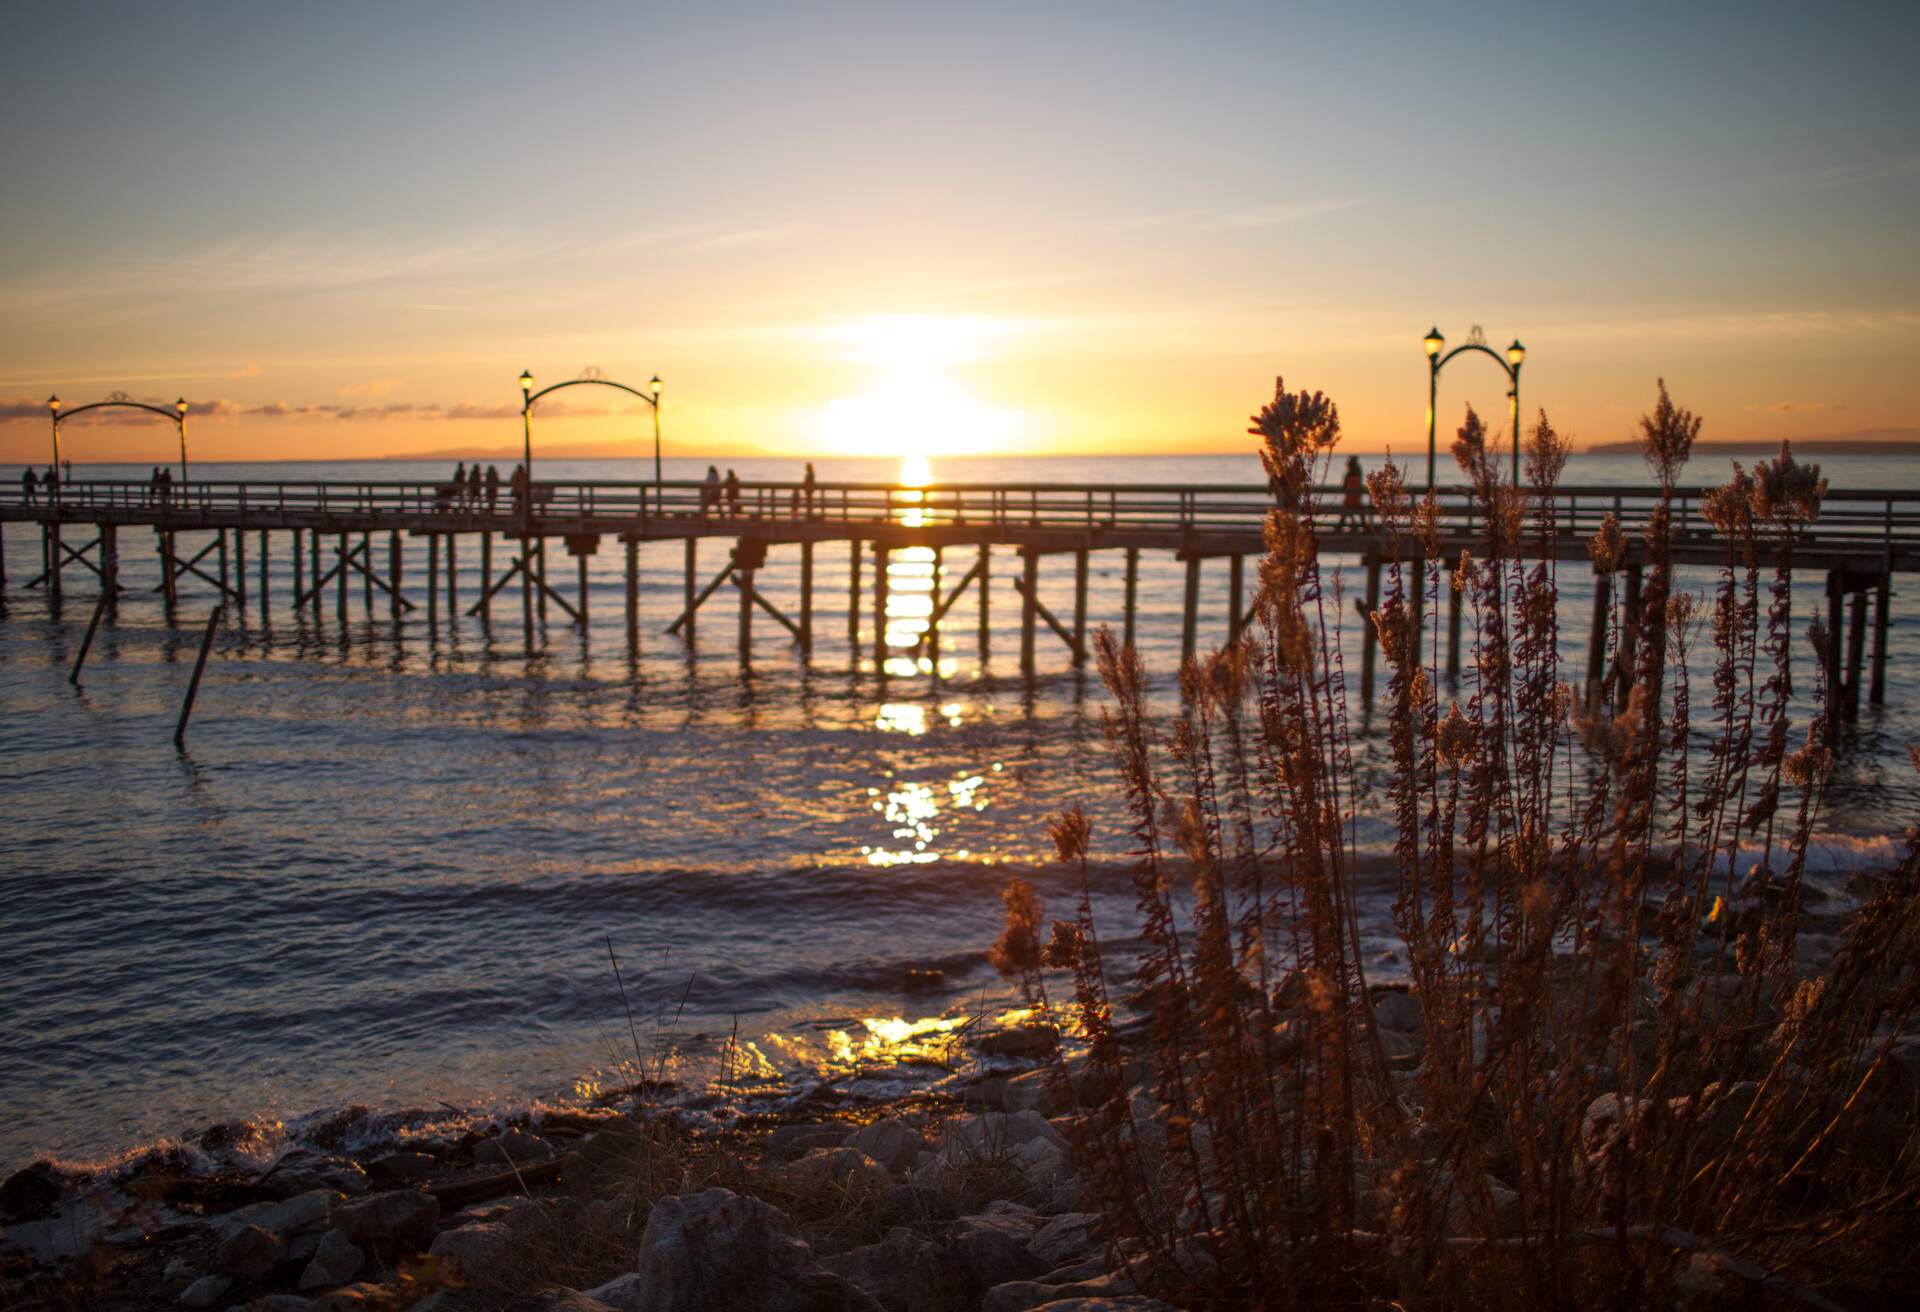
[[1584, 428, 1920, 457]]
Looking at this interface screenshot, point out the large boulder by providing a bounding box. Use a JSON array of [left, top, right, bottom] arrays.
[[177, 1273, 231, 1308], [329, 1188, 440, 1253], [947, 1209, 1043, 1293], [214, 1188, 343, 1242], [299, 1228, 365, 1291], [581, 1271, 644, 1308], [257, 1149, 369, 1199], [214, 1222, 284, 1279], [978, 1025, 1060, 1061], [476, 1128, 555, 1171], [1029, 1212, 1100, 1270], [631, 1188, 878, 1312], [819, 1226, 971, 1312], [428, 1221, 517, 1282], [775, 1147, 890, 1193], [500, 1292, 618, 1311], [848, 1119, 924, 1176], [0, 1163, 61, 1222], [940, 1112, 1067, 1164]]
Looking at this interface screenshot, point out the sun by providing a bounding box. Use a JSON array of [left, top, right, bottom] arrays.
[[810, 315, 1026, 459]]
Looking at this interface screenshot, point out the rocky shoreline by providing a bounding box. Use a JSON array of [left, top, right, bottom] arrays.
[[0, 1016, 1177, 1312]]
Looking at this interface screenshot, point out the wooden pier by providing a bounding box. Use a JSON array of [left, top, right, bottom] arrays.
[[4, 477, 1917, 718]]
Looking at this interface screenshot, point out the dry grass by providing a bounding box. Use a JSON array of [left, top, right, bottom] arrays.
[[994, 380, 1920, 1309]]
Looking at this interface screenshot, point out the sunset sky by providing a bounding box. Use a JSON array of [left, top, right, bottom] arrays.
[[2, 1, 1916, 464]]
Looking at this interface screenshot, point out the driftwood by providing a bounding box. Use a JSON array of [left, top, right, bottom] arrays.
[[424, 1155, 568, 1209]]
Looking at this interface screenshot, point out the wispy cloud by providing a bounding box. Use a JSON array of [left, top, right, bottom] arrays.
[[0, 394, 633, 425], [1773, 152, 1920, 191], [340, 378, 402, 398], [684, 226, 794, 254], [1129, 198, 1360, 230], [1744, 399, 1846, 415]]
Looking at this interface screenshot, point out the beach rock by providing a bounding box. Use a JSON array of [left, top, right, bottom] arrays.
[[178, 1274, 232, 1308], [873, 1181, 961, 1226], [217, 1188, 343, 1240], [1004, 1069, 1057, 1115], [330, 1188, 439, 1252], [299, 1229, 365, 1290], [1370, 987, 1422, 1032], [631, 1187, 876, 1312], [428, 1221, 516, 1280], [475, 1128, 555, 1171], [367, 1151, 436, 1183], [980, 1024, 1060, 1060], [565, 1115, 654, 1196], [819, 1227, 971, 1312], [961, 1075, 1011, 1110], [1029, 1212, 1100, 1269], [776, 1146, 891, 1192], [1027, 1300, 1176, 1311], [581, 1271, 645, 1308], [310, 1284, 393, 1311], [848, 1118, 924, 1175], [215, 1222, 284, 1279], [941, 1111, 1068, 1164], [762, 1123, 848, 1162], [0, 1162, 60, 1222], [233, 1297, 319, 1311], [164, 1257, 199, 1283], [258, 1149, 368, 1199], [948, 1210, 1043, 1292], [501, 1293, 617, 1312]]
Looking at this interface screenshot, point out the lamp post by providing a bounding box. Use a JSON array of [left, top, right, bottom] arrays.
[[1422, 326, 1527, 488], [519, 369, 535, 534], [47, 394, 61, 476], [649, 375, 663, 486], [175, 398, 189, 483]]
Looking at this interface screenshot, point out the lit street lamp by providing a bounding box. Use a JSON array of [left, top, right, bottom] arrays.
[[176, 398, 190, 483], [1423, 326, 1526, 488]]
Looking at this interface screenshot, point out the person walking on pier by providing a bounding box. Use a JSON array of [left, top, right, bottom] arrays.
[[467, 464, 482, 509], [21, 467, 37, 505], [725, 468, 741, 516], [702, 465, 720, 516], [452, 462, 468, 508], [510, 463, 528, 514], [485, 464, 500, 512], [803, 462, 817, 518], [1335, 455, 1368, 531], [43, 464, 59, 504]]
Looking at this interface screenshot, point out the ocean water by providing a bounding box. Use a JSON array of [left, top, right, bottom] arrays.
[[2, 451, 1917, 1169]]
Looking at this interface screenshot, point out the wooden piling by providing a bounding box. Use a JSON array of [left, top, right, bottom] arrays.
[[1228, 553, 1245, 644], [259, 530, 269, 617], [428, 534, 441, 621], [577, 546, 589, 623], [292, 529, 303, 612], [481, 533, 494, 621], [335, 533, 348, 621], [217, 528, 229, 600], [521, 538, 534, 647], [362, 532, 374, 613], [1181, 554, 1200, 667], [69, 590, 111, 685], [1359, 556, 1381, 706], [1872, 576, 1890, 706], [1408, 557, 1425, 661], [1846, 585, 1868, 721], [1825, 571, 1844, 737], [799, 541, 814, 652], [1021, 548, 1039, 677], [173, 604, 224, 749], [101, 524, 119, 597], [446, 533, 458, 614], [738, 559, 754, 663], [1123, 547, 1139, 650], [389, 532, 402, 617], [1072, 549, 1089, 666], [47, 522, 61, 597], [626, 537, 640, 649], [536, 539, 549, 626], [929, 546, 943, 657], [234, 529, 246, 608], [873, 544, 890, 667], [310, 529, 323, 616], [847, 538, 861, 653], [978, 544, 991, 659], [1447, 572, 1463, 681], [684, 538, 698, 643], [1585, 568, 1613, 708]]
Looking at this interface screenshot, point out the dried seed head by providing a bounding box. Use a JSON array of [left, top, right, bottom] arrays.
[[1639, 378, 1702, 489], [1702, 465, 1756, 538], [1452, 549, 1478, 593], [1436, 703, 1478, 772], [1412, 492, 1442, 558], [1589, 512, 1627, 574], [1783, 738, 1833, 789], [1525, 408, 1570, 493], [1752, 442, 1827, 527], [1048, 806, 1092, 863]]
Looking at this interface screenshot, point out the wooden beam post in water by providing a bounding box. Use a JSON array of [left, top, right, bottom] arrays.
[[977, 544, 991, 661], [309, 529, 322, 617], [1825, 570, 1844, 742], [1021, 548, 1039, 676], [684, 538, 697, 643], [798, 540, 814, 652], [1123, 547, 1138, 650], [1228, 552, 1244, 644], [335, 533, 348, 622], [873, 543, 889, 668], [47, 522, 61, 597], [428, 534, 440, 622], [847, 538, 861, 653], [388, 532, 402, 617], [536, 538, 549, 627], [101, 524, 119, 598], [233, 528, 246, 610], [1181, 554, 1200, 667], [1359, 555, 1381, 707], [625, 537, 639, 649], [1872, 575, 1890, 706], [1072, 549, 1089, 666], [1447, 570, 1463, 683], [738, 556, 753, 664], [68, 589, 111, 685], [173, 603, 224, 750], [446, 533, 458, 615], [928, 546, 942, 657], [258, 530, 269, 619], [1846, 584, 1868, 721], [481, 533, 493, 622]]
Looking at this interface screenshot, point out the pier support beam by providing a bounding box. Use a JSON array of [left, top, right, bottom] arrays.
[[234, 529, 246, 610], [873, 543, 890, 668], [1447, 570, 1463, 683], [1872, 576, 1890, 706], [428, 535, 440, 621], [1123, 547, 1139, 651], [847, 539, 861, 655], [259, 530, 269, 619], [389, 532, 403, 617], [799, 540, 814, 652], [1585, 567, 1613, 709], [684, 538, 698, 643], [978, 545, 991, 660], [738, 561, 754, 664], [626, 537, 640, 649], [1072, 549, 1089, 666], [1021, 548, 1039, 676], [1359, 556, 1381, 707], [481, 533, 494, 621], [1228, 553, 1245, 644], [1181, 554, 1200, 667], [1846, 586, 1868, 721], [446, 533, 458, 615]]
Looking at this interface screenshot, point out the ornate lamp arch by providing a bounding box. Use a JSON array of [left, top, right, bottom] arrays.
[[1420, 327, 1526, 489], [518, 367, 664, 488], [47, 392, 192, 489]]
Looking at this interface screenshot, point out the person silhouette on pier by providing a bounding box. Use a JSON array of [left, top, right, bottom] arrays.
[[702, 465, 720, 516], [803, 462, 816, 518], [1335, 455, 1368, 532], [725, 468, 741, 515], [43, 465, 58, 503], [21, 467, 37, 505], [467, 464, 482, 509], [452, 462, 468, 508], [485, 464, 500, 512]]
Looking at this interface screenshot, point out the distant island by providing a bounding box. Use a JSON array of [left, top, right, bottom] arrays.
[[1584, 428, 1920, 458]]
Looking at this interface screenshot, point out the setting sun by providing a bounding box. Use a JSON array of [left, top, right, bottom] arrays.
[[809, 315, 1028, 458]]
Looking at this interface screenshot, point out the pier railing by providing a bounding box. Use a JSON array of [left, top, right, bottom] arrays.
[[7, 477, 1920, 552]]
